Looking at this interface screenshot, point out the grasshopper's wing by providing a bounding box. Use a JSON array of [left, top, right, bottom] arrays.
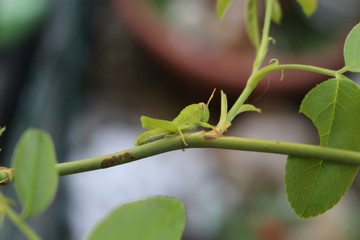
[[140, 116, 178, 132]]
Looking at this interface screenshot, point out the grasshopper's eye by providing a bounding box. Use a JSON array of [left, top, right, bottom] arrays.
[[199, 102, 206, 109]]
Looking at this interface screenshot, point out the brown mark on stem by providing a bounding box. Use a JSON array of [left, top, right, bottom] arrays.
[[203, 130, 221, 140], [100, 152, 135, 168]]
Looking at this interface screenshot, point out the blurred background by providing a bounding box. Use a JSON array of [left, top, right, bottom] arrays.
[[1, 0, 360, 239]]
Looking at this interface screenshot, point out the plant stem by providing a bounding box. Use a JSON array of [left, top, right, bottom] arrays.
[[4, 206, 40, 240], [226, 0, 273, 123], [56, 132, 360, 176], [252, 0, 274, 72]]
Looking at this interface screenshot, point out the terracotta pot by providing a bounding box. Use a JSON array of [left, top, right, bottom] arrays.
[[111, 0, 357, 95]]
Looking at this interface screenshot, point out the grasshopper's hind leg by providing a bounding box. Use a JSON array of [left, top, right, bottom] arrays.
[[176, 127, 188, 146]]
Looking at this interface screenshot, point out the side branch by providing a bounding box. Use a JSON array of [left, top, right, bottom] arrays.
[[226, 63, 339, 121]]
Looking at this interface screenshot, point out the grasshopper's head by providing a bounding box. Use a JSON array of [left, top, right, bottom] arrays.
[[198, 88, 215, 122], [198, 102, 210, 122]]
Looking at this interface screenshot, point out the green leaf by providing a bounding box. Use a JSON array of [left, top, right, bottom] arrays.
[[11, 128, 58, 218], [216, 0, 234, 21], [286, 78, 360, 218], [88, 196, 186, 240], [296, 0, 317, 16], [246, 0, 260, 49], [344, 23, 360, 73], [271, 0, 282, 24]]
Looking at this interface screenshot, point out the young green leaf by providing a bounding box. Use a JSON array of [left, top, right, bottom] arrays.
[[210, 90, 231, 136], [218, 90, 228, 124], [216, 0, 234, 21], [344, 23, 360, 73], [246, 0, 260, 49], [286, 78, 360, 218], [236, 104, 261, 115], [271, 0, 282, 24], [11, 128, 58, 218], [296, 0, 318, 16], [88, 196, 186, 240]]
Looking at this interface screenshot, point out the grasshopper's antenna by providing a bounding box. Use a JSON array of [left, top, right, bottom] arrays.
[[207, 88, 216, 106]]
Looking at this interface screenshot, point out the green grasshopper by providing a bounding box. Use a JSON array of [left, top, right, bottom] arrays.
[[135, 90, 216, 146]]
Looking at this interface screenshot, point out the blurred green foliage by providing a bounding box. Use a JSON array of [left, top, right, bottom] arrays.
[[0, 0, 50, 49]]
